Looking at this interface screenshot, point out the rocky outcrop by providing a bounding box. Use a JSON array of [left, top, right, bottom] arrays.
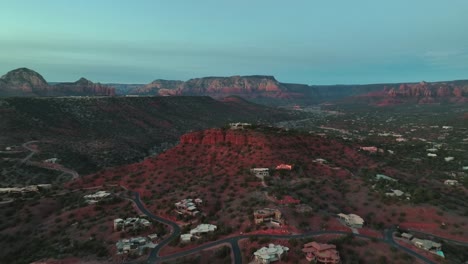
[[180, 128, 268, 147], [0, 68, 115, 97], [53, 78, 115, 96], [131, 75, 299, 99], [0, 68, 49, 96]]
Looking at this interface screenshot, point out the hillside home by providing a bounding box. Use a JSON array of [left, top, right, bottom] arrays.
[[83, 191, 111, 204], [175, 198, 202, 216], [180, 234, 193, 242], [360, 146, 378, 153], [190, 223, 217, 236], [444, 180, 459, 186], [229, 122, 252, 130], [251, 168, 270, 179], [426, 148, 438, 152], [275, 164, 292, 170], [180, 224, 217, 242], [302, 242, 340, 264], [385, 189, 405, 197], [337, 213, 364, 228], [44, 158, 58, 163], [253, 244, 289, 264], [113, 217, 151, 232], [254, 208, 283, 225], [401, 233, 413, 240], [444, 157, 454, 162], [463, 166, 468, 171], [375, 174, 397, 182], [427, 153, 437, 157], [411, 238, 442, 253], [116, 236, 155, 255]]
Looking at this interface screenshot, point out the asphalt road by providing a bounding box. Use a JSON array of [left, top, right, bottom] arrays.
[[128, 192, 445, 264]]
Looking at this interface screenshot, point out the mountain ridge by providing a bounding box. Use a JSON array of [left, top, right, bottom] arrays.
[[0, 68, 115, 97]]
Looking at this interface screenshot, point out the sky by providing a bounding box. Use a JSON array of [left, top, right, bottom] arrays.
[[1, 0, 468, 84]]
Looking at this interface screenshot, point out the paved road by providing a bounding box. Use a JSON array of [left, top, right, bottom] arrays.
[[20, 140, 39, 163], [127, 193, 449, 264]]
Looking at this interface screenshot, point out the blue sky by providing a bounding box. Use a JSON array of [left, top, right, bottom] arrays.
[[1, 0, 467, 84]]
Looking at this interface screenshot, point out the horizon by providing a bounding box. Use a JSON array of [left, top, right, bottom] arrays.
[[1, 1, 468, 84], [3, 66, 468, 86]]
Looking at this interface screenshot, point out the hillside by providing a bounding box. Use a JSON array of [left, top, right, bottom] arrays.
[[0, 96, 300, 176], [0, 68, 115, 97]]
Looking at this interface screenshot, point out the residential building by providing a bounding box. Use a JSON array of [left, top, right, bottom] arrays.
[[401, 233, 413, 240], [190, 224, 217, 235], [337, 213, 364, 228], [302, 242, 340, 264], [411, 238, 441, 251], [385, 189, 404, 197], [44, 158, 58, 164], [444, 157, 454, 162], [83, 191, 111, 204], [427, 153, 437, 157], [113, 217, 151, 232], [444, 180, 459, 186], [253, 244, 289, 264], [254, 208, 283, 225], [116, 236, 155, 255], [251, 168, 269, 179], [275, 164, 292, 170], [375, 174, 397, 182], [229, 122, 252, 130], [175, 198, 201, 216], [180, 224, 217, 242], [180, 234, 193, 242]]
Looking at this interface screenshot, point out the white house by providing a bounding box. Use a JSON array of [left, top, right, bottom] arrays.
[[444, 180, 459, 186], [337, 213, 364, 228], [253, 244, 289, 264]]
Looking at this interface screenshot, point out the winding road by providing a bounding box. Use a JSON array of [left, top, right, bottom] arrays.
[[125, 192, 453, 264]]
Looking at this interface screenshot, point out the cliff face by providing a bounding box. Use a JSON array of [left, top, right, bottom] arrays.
[[384, 81, 468, 104], [131, 75, 301, 99], [0, 68, 115, 97], [0, 68, 49, 96]]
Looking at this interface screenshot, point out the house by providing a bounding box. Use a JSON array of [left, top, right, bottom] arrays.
[[116, 236, 155, 255], [83, 191, 111, 204], [229, 122, 252, 130], [44, 158, 58, 164], [302, 242, 340, 264], [427, 153, 437, 157], [175, 198, 201, 216], [147, 234, 158, 241], [114, 217, 151, 232], [463, 166, 468, 171], [337, 213, 364, 228], [180, 224, 216, 242], [426, 148, 438, 152], [401, 233, 413, 240], [275, 164, 292, 170], [180, 234, 193, 242], [254, 208, 283, 225], [442, 126, 453, 129], [444, 157, 454, 162], [411, 238, 442, 251], [189, 224, 217, 235], [251, 168, 270, 179], [360, 146, 378, 153], [444, 180, 459, 186], [253, 244, 289, 264], [385, 189, 404, 197], [375, 174, 397, 182]]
